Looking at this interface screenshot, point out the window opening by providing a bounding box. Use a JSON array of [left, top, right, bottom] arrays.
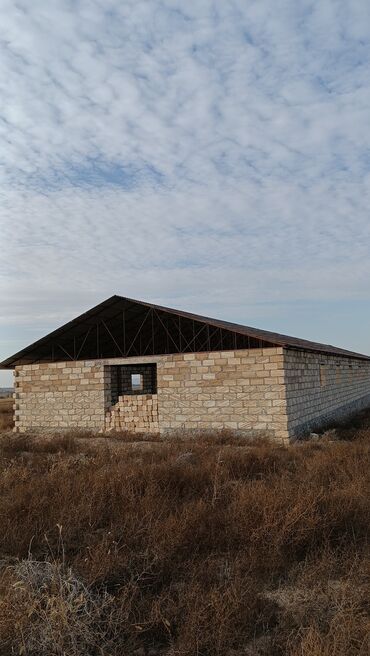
[[109, 363, 157, 404], [131, 373, 143, 391]]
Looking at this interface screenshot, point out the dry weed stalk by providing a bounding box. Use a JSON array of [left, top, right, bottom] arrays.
[[0, 417, 369, 655]]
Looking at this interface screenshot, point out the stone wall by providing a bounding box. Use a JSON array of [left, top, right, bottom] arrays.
[[105, 394, 159, 433], [155, 349, 288, 441], [283, 349, 370, 436], [14, 361, 105, 432], [12, 347, 370, 440], [13, 348, 289, 440]]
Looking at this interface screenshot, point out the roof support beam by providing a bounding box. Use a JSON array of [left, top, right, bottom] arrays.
[[198, 326, 220, 353], [2, 295, 367, 368], [57, 343, 74, 361], [102, 319, 125, 357], [122, 310, 126, 355], [181, 321, 207, 352], [153, 309, 180, 353], [126, 309, 152, 356], [76, 326, 93, 359]]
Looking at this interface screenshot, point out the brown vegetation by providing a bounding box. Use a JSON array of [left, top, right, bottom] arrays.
[[0, 398, 13, 432], [0, 415, 369, 655]]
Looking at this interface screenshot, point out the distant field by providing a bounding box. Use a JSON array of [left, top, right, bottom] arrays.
[[0, 410, 369, 655]]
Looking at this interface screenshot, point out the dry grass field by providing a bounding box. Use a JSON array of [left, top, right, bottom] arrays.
[[0, 398, 12, 432], [0, 406, 369, 655]]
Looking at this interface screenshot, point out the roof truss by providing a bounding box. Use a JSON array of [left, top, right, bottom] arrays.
[[0, 296, 275, 368], [1, 295, 369, 369]]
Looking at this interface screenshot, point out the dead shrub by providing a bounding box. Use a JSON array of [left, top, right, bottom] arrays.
[[0, 419, 368, 655], [272, 551, 370, 655], [0, 399, 13, 432], [0, 432, 92, 458], [0, 558, 117, 656], [107, 428, 161, 442]]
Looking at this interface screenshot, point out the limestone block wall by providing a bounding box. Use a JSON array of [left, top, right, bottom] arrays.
[[105, 394, 159, 433], [154, 348, 288, 441], [284, 349, 370, 436], [13, 348, 289, 440], [14, 361, 105, 432]]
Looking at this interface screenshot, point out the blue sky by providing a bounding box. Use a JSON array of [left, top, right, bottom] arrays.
[[1, 0, 370, 385]]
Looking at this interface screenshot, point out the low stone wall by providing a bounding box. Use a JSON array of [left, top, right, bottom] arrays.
[[284, 349, 370, 436], [105, 394, 159, 433]]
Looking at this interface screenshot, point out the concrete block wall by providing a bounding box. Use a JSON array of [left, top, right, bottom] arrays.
[[14, 361, 106, 432], [105, 394, 159, 433], [284, 349, 370, 436], [12, 347, 370, 440], [13, 348, 289, 440], [154, 348, 288, 441]]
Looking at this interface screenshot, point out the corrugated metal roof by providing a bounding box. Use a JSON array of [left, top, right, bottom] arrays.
[[1, 294, 369, 367]]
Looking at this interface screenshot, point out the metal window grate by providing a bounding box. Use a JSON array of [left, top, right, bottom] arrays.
[[110, 363, 157, 404]]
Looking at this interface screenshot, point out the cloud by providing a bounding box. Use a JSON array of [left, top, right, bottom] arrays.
[[1, 0, 370, 382]]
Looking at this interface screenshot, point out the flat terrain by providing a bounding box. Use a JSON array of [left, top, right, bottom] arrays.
[[0, 409, 369, 655]]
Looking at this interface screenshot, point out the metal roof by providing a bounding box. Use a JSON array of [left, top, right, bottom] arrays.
[[1, 294, 369, 368], [139, 297, 370, 360]]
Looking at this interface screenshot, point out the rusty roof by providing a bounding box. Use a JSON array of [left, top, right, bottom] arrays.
[[1, 294, 369, 368]]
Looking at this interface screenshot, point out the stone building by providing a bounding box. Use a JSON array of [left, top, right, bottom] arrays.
[[2, 295, 370, 442]]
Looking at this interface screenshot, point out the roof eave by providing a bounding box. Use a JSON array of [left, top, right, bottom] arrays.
[[1, 294, 369, 366]]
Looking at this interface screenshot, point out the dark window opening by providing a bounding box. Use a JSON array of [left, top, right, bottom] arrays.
[[110, 364, 157, 404]]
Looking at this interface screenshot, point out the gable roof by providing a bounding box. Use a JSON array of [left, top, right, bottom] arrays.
[[1, 294, 369, 368]]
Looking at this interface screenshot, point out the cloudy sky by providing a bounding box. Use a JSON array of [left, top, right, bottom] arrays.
[[1, 0, 370, 385]]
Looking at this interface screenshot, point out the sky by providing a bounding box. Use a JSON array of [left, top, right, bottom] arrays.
[[1, 0, 370, 386]]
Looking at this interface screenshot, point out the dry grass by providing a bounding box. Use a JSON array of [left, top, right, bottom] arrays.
[[0, 415, 369, 654], [0, 398, 13, 432]]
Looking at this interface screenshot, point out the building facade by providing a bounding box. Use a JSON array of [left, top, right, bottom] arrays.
[[2, 296, 370, 441]]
